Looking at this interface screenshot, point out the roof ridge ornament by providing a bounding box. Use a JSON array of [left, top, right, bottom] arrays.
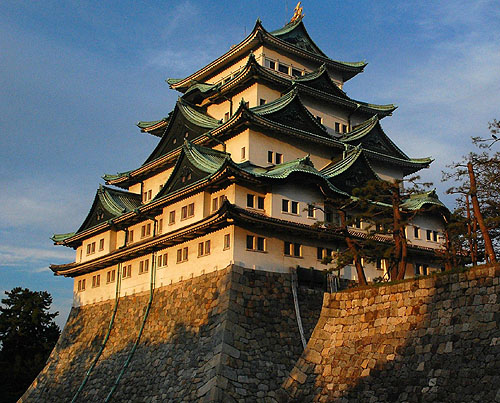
[[290, 2, 304, 23]]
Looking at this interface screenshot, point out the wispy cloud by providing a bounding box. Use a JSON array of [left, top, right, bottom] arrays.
[[0, 245, 73, 268]]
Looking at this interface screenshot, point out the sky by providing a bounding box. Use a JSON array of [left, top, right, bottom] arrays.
[[1, 0, 499, 328]]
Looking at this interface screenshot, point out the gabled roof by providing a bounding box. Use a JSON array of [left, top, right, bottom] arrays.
[[143, 98, 221, 164], [136, 114, 172, 138], [340, 116, 433, 174], [250, 87, 328, 136], [401, 189, 447, 211], [167, 18, 366, 91], [52, 185, 141, 244], [320, 147, 381, 192]]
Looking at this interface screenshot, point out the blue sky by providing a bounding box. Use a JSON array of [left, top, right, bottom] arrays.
[[1, 1, 499, 327]]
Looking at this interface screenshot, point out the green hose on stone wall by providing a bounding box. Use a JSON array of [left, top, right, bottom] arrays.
[[71, 263, 122, 403], [104, 251, 156, 403]]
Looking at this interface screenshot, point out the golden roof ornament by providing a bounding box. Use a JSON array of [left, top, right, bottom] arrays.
[[290, 1, 304, 23]]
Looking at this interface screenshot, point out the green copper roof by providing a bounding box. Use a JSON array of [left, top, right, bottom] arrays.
[[166, 78, 183, 86], [137, 119, 166, 129], [183, 140, 229, 173], [51, 232, 76, 242], [401, 189, 447, 211], [184, 81, 218, 96], [178, 98, 221, 129], [270, 17, 366, 68], [102, 170, 133, 182]]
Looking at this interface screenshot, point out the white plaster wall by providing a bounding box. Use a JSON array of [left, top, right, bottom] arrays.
[[79, 230, 117, 263], [73, 226, 235, 307], [407, 214, 445, 249], [302, 96, 349, 133], [142, 167, 174, 201], [369, 161, 404, 182]]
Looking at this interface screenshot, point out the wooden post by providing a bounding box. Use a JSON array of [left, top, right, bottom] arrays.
[[465, 194, 477, 265], [467, 162, 496, 263]]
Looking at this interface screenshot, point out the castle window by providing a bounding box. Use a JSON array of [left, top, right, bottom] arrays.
[[292, 67, 302, 77], [315, 116, 323, 124], [241, 147, 246, 161], [198, 240, 211, 257], [246, 235, 266, 252], [307, 204, 315, 218], [284, 242, 292, 256], [433, 231, 439, 242], [317, 247, 324, 260], [426, 230, 432, 241], [143, 189, 152, 202], [224, 112, 230, 122], [265, 59, 275, 70], [223, 234, 231, 250], [98, 238, 104, 251], [92, 274, 100, 288], [256, 237, 265, 251], [129, 230, 134, 243], [275, 153, 283, 164], [141, 223, 151, 238], [247, 194, 255, 208], [219, 195, 226, 206], [284, 242, 302, 257], [96, 209, 104, 220], [77, 279, 86, 292], [169, 211, 175, 224], [282, 199, 289, 212], [415, 263, 428, 276], [158, 253, 168, 268], [122, 264, 132, 278], [257, 196, 265, 210], [413, 226, 420, 239], [335, 122, 340, 132], [353, 218, 362, 229], [86, 242, 96, 255], [106, 270, 116, 283], [268, 151, 273, 163], [176, 247, 189, 263], [291, 201, 299, 214], [278, 63, 289, 74], [139, 259, 149, 274], [181, 203, 195, 220], [376, 258, 384, 270], [212, 197, 219, 211], [260, 98, 266, 106], [158, 219, 163, 234], [342, 124, 348, 133]]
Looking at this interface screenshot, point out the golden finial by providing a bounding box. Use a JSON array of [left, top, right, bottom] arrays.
[[290, 1, 304, 23]]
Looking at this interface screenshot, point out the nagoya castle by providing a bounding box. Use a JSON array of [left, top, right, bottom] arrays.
[[23, 6, 499, 403]]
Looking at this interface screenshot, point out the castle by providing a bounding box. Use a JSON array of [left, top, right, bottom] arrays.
[[23, 9, 500, 403], [50, 10, 447, 308]]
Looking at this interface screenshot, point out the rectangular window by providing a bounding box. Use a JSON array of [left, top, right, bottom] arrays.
[[141, 223, 152, 238], [278, 63, 289, 74], [198, 240, 211, 257], [433, 231, 439, 242], [98, 238, 104, 251], [413, 226, 420, 239], [181, 206, 188, 220], [317, 247, 324, 260], [275, 153, 283, 164], [291, 201, 299, 214], [260, 98, 266, 106], [224, 112, 230, 122], [143, 191, 147, 202], [325, 209, 333, 223], [315, 116, 323, 124], [219, 195, 226, 206], [92, 274, 100, 288], [426, 230, 432, 241], [284, 241, 292, 256], [77, 279, 86, 292], [246, 235, 254, 250], [129, 230, 134, 243], [241, 147, 246, 160], [223, 234, 231, 250], [139, 259, 149, 274], [188, 203, 194, 217], [291, 67, 302, 77], [342, 124, 348, 133], [169, 211, 175, 224], [268, 151, 273, 163], [106, 270, 116, 283], [293, 243, 301, 257], [122, 264, 131, 278], [282, 199, 289, 212], [376, 258, 383, 270], [307, 204, 315, 218], [247, 194, 255, 208], [212, 197, 219, 212], [335, 122, 340, 132], [176, 247, 188, 263], [148, 189, 152, 200], [354, 218, 362, 229], [256, 237, 265, 251], [176, 248, 182, 263], [158, 218, 163, 234], [265, 59, 276, 70], [158, 253, 167, 268], [257, 196, 265, 210], [86, 244, 91, 255]]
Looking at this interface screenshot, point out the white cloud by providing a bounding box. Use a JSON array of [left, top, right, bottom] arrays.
[[0, 244, 73, 268]]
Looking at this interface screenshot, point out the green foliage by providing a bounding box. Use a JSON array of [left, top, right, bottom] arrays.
[[0, 288, 60, 403]]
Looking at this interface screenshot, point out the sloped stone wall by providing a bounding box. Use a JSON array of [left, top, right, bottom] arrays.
[[21, 265, 323, 402], [279, 265, 500, 402]]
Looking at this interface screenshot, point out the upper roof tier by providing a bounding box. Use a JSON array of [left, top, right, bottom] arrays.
[[167, 17, 366, 91]]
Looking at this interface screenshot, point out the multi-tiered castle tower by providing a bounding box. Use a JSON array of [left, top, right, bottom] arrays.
[[51, 13, 446, 308]]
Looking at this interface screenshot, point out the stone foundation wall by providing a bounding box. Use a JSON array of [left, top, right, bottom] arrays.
[[21, 265, 323, 402], [279, 265, 500, 402]]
